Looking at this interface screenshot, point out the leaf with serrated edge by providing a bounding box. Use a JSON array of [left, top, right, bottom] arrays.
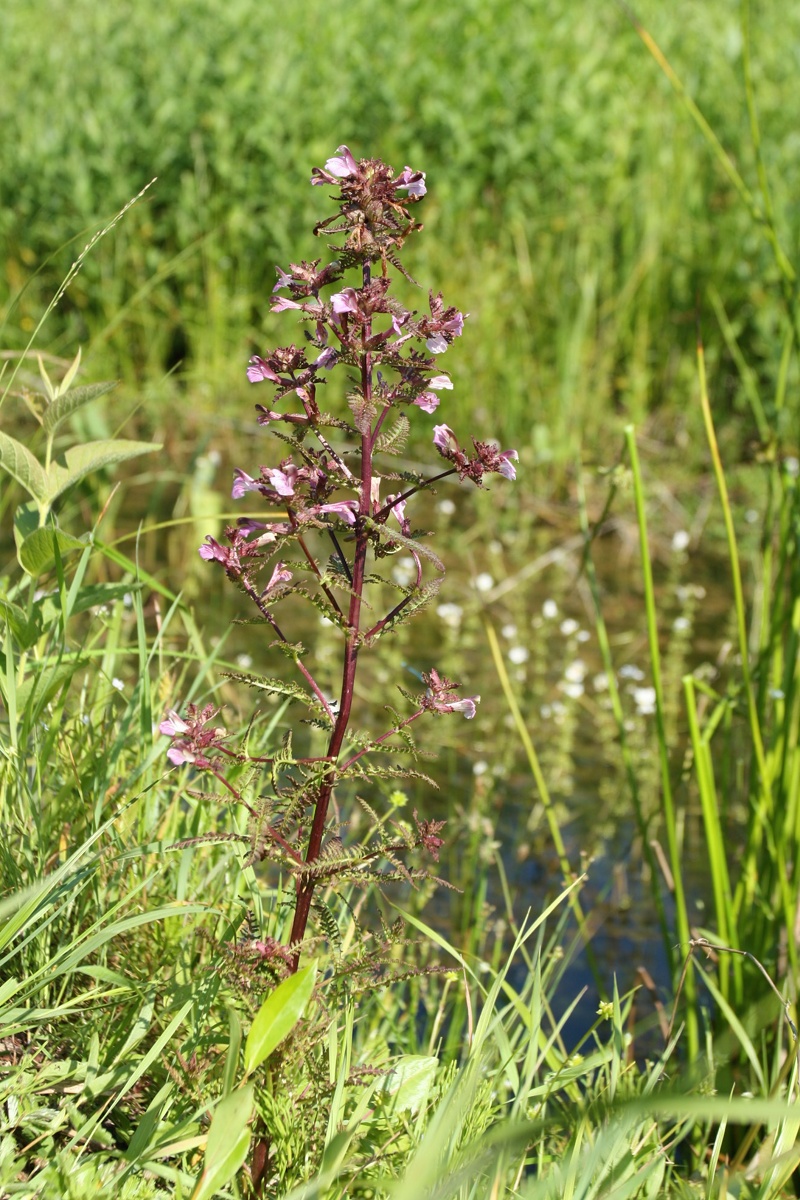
[[43, 439, 160, 507], [43, 381, 118, 437], [244, 963, 316, 1074], [191, 1083, 254, 1200], [0, 433, 48, 503]]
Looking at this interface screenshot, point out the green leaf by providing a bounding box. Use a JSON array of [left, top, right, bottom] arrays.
[[0, 597, 35, 646], [18, 527, 88, 576], [0, 432, 47, 503], [244, 963, 317, 1075], [191, 1083, 254, 1200], [12, 657, 82, 715], [376, 1055, 438, 1113], [42, 380, 118, 437], [43, 438, 161, 507]]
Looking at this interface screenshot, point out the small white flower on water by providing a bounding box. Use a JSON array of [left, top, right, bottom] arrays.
[[236, 653, 253, 669], [631, 686, 657, 715], [542, 599, 558, 620], [437, 498, 456, 516], [392, 561, 416, 587], [560, 681, 584, 700], [112, 678, 124, 691], [676, 583, 706, 602], [619, 664, 645, 681], [784, 456, 800, 477], [671, 530, 691, 553], [501, 623, 518, 639], [564, 659, 587, 683], [474, 572, 494, 593], [593, 674, 609, 692], [508, 645, 529, 665], [560, 618, 579, 636], [576, 629, 590, 643], [473, 760, 488, 776], [673, 616, 691, 632], [437, 602, 463, 629]]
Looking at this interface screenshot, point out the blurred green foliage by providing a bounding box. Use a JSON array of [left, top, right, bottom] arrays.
[[3, 0, 800, 455]]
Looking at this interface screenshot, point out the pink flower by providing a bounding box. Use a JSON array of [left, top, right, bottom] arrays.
[[247, 356, 281, 384], [429, 374, 453, 391], [272, 265, 294, 292], [323, 145, 358, 178], [395, 166, 427, 198], [159, 710, 189, 737], [331, 288, 359, 315], [314, 347, 337, 369], [318, 500, 359, 525], [426, 334, 448, 355], [263, 561, 293, 596], [498, 450, 519, 481], [270, 297, 303, 313], [421, 668, 480, 719], [433, 424, 458, 454], [232, 469, 261, 499], [199, 537, 229, 564], [265, 468, 296, 497], [414, 393, 440, 414]]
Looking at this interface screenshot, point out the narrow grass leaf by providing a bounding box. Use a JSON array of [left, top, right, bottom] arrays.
[[191, 1082, 254, 1200]]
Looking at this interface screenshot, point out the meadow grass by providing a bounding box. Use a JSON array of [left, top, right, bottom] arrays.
[[3, 0, 800, 462]]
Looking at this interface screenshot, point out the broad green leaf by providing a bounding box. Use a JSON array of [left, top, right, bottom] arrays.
[[43, 380, 118, 437], [244, 963, 317, 1075], [191, 1083, 254, 1200], [18, 527, 88, 576], [375, 1055, 438, 1113], [0, 432, 47, 502], [43, 438, 161, 507], [13, 500, 41, 550]]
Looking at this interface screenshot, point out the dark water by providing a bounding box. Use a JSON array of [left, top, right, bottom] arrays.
[[154, 480, 746, 1046]]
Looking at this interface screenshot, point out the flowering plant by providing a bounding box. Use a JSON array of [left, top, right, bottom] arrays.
[[161, 146, 517, 973]]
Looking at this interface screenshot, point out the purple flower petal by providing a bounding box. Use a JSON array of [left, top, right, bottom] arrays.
[[318, 500, 359, 525], [331, 288, 359, 315], [426, 334, 448, 355], [433, 424, 458, 453], [265, 468, 296, 497], [160, 710, 189, 736], [270, 297, 303, 313], [314, 347, 337, 369], [498, 450, 519, 481], [324, 145, 358, 178], [428, 374, 453, 391], [247, 356, 281, 384], [232, 469, 261, 499], [414, 393, 440, 414]]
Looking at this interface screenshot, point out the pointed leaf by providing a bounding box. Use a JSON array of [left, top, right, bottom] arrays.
[[244, 963, 316, 1075], [376, 1055, 438, 1113], [43, 438, 161, 507], [18, 527, 88, 577], [0, 432, 47, 503], [43, 380, 118, 436], [191, 1083, 254, 1200]]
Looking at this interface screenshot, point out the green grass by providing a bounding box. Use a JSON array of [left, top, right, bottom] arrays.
[[3, 0, 800, 462]]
